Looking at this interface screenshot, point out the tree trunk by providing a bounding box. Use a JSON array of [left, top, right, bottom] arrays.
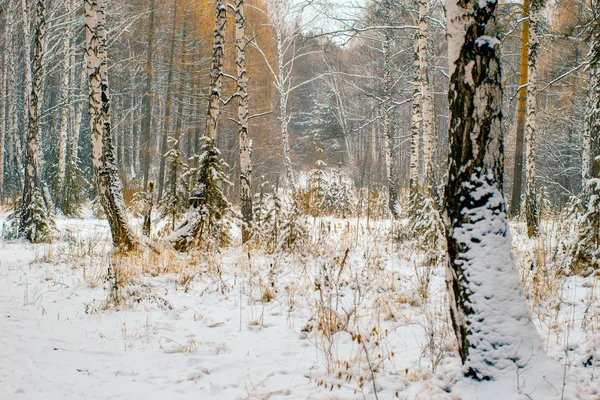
[[20, 0, 51, 241], [157, 0, 179, 202], [382, 32, 398, 218], [142, 0, 156, 189], [410, 33, 421, 194], [0, 0, 9, 199], [235, 0, 253, 243], [418, 0, 434, 187], [205, 0, 226, 141], [85, 0, 136, 250], [509, 0, 530, 218], [56, 28, 71, 208], [445, 0, 543, 380], [525, 0, 542, 237]]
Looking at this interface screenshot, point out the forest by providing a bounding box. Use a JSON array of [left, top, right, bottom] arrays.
[[0, 0, 599, 398]]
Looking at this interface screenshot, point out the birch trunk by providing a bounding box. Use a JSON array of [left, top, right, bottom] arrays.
[[170, 0, 228, 251], [56, 29, 71, 207], [410, 34, 421, 194], [445, 0, 543, 380], [21, 0, 32, 130], [275, 15, 295, 190], [525, 0, 542, 237], [85, 0, 136, 250], [235, 0, 253, 243], [205, 0, 226, 141], [418, 0, 434, 187], [583, 30, 600, 181], [157, 0, 179, 202], [20, 0, 50, 240], [382, 32, 398, 218], [7, 2, 19, 193], [509, 0, 530, 218], [0, 0, 9, 198], [142, 0, 156, 189]]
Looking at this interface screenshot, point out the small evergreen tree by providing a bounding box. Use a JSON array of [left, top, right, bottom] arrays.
[[19, 188, 55, 243], [323, 163, 355, 218], [278, 199, 307, 253], [159, 146, 191, 233], [171, 137, 233, 250], [307, 155, 329, 216], [58, 156, 88, 217]]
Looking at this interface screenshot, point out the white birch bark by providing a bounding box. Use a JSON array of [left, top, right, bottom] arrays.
[[525, 0, 542, 237], [0, 0, 9, 196], [410, 34, 421, 193], [205, 0, 226, 141], [445, 0, 544, 380], [418, 0, 434, 186], [56, 29, 71, 204], [382, 31, 398, 218], [85, 0, 135, 250], [235, 0, 253, 243], [20, 0, 50, 240]]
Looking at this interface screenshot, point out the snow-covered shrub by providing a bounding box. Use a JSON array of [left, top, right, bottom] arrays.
[[569, 179, 600, 275], [19, 188, 55, 243], [278, 199, 307, 253], [323, 164, 355, 218], [171, 137, 233, 250], [57, 156, 88, 217], [159, 148, 191, 233]]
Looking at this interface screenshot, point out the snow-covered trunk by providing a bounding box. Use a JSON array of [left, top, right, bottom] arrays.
[[0, 1, 9, 198], [509, 0, 530, 218], [584, 31, 600, 182], [6, 1, 20, 193], [591, 37, 600, 180], [275, 24, 295, 190], [418, 0, 434, 187], [445, 0, 543, 380], [235, 0, 253, 243], [205, 0, 226, 141], [157, 0, 178, 202], [525, 0, 542, 237], [21, 0, 32, 134], [85, 0, 136, 250], [56, 32, 71, 206], [410, 34, 421, 193], [382, 33, 398, 218], [142, 0, 156, 189], [69, 66, 85, 161], [169, 0, 229, 251], [20, 0, 50, 240]]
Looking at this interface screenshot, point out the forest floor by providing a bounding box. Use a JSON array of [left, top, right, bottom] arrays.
[[0, 211, 599, 399]]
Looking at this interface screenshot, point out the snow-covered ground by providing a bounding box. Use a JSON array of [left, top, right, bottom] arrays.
[[0, 214, 598, 399]]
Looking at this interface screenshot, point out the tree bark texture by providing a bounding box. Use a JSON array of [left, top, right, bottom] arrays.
[[445, 0, 543, 380]]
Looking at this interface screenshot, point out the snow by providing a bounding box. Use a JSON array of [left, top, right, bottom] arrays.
[[0, 212, 598, 399]]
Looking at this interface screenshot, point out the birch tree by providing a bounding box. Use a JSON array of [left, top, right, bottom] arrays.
[[417, 0, 434, 186], [55, 0, 76, 210], [85, 0, 136, 250], [157, 0, 179, 202], [170, 0, 232, 251], [0, 1, 8, 198], [524, 0, 543, 237], [409, 34, 421, 194], [444, 0, 543, 379], [142, 0, 156, 189], [234, 0, 253, 243], [572, 16, 600, 272], [19, 0, 54, 242]]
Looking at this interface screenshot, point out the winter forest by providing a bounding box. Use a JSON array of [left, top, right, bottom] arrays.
[[0, 0, 599, 398]]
